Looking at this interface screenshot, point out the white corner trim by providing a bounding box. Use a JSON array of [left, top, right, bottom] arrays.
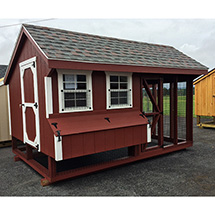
[[147, 124, 151, 143], [54, 135, 63, 161], [7, 85, 12, 136], [44, 77, 53, 118]]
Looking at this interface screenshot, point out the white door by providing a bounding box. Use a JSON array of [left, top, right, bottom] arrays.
[[19, 56, 40, 151]]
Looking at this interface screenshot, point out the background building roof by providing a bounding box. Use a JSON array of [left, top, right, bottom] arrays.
[[0, 65, 7, 79]]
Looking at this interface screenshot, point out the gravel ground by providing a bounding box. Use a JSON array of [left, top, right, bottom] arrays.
[[1, 118, 215, 196]]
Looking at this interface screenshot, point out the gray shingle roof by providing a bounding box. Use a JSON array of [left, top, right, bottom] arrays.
[[0, 65, 7, 79], [23, 24, 208, 71]]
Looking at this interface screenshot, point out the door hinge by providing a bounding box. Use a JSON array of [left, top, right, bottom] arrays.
[[34, 102, 38, 109]]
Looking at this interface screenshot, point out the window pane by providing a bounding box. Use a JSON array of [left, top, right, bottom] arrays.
[[77, 100, 86, 107], [110, 83, 118, 89], [119, 91, 127, 98], [77, 75, 86, 82], [64, 83, 76, 90], [65, 100, 75, 108], [120, 97, 127, 104], [63, 74, 75, 82], [111, 98, 119, 105], [120, 76, 127, 82], [120, 83, 127, 89], [77, 83, 86, 89], [111, 92, 119, 98], [64, 92, 74, 99], [76, 92, 86, 99], [110, 76, 118, 82]]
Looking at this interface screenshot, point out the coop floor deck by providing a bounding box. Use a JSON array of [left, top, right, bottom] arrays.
[[1, 118, 215, 196]]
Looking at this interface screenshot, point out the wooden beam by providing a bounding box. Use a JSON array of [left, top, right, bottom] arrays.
[[158, 78, 164, 147], [48, 59, 207, 76], [48, 156, 57, 179], [186, 78, 193, 142], [142, 79, 160, 113], [26, 144, 33, 160], [151, 114, 160, 134], [170, 82, 174, 139], [173, 78, 178, 145]]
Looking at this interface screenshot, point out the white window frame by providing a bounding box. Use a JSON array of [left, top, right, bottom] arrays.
[[105, 72, 133, 110], [57, 69, 93, 113]]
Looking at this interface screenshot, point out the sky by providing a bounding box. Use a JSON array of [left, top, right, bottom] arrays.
[[1, 19, 215, 71]]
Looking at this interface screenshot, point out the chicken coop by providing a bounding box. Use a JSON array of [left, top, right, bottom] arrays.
[[193, 68, 215, 128], [4, 24, 208, 185]]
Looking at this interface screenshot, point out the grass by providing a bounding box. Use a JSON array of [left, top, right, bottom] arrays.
[[143, 95, 196, 117]]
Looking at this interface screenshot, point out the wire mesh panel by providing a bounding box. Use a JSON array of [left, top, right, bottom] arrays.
[[163, 83, 170, 138], [142, 87, 153, 113], [177, 82, 186, 140]]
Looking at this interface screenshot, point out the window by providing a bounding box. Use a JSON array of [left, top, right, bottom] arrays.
[[106, 72, 132, 109], [58, 70, 93, 113]]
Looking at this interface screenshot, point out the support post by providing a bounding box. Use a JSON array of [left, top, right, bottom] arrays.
[[158, 78, 163, 147], [152, 84, 157, 137], [173, 78, 178, 145], [48, 156, 57, 179], [197, 116, 200, 124], [170, 82, 174, 139], [26, 144, 33, 160], [12, 136, 17, 150], [186, 78, 193, 142], [128, 145, 141, 156]]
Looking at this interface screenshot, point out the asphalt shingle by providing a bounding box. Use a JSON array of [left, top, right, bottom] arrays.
[[0, 65, 7, 79], [23, 24, 208, 71]]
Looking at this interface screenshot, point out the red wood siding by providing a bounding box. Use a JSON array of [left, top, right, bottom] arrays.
[[92, 71, 106, 111], [9, 33, 144, 161], [62, 125, 147, 160], [50, 72, 141, 118], [9, 35, 55, 158]]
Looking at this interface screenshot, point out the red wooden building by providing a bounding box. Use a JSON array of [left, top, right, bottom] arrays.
[[4, 24, 208, 185]]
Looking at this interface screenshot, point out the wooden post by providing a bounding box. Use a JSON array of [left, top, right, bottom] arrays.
[[12, 136, 17, 150], [48, 156, 57, 179], [173, 78, 178, 145], [26, 144, 33, 160], [197, 116, 200, 124], [170, 82, 174, 140], [128, 145, 141, 157], [152, 84, 157, 137], [186, 78, 193, 142], [158, 78, 164, 147]]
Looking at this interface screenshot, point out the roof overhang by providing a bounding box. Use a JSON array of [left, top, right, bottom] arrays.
[[47, 59, 208, 76], [4, 26, 49, 85], [4, 25, 208, 85], [193, 68, 215, 85]]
